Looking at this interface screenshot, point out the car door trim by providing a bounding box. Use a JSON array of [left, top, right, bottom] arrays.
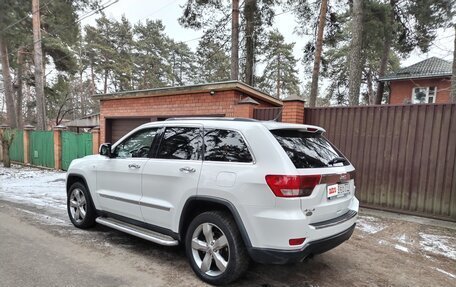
[[99, 193, 139, 205], [99, 193, 171, 211], [139, 201, 171, 211]]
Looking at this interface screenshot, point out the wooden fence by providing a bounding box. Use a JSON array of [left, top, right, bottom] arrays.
[[305, 104, 456, 221]]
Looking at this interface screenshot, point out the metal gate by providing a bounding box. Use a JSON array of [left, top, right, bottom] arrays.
[[29, 131, 54, 168], [305, 104, 456, 221], [9, 130, 24, 163], [61, 131, 93, 171]]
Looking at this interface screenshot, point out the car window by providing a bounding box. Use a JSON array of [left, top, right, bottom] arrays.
[[157, 127, 202, 160], [271, 129, 348, 168], [114, 128, 158, 158], [203, 129, 253, 163]]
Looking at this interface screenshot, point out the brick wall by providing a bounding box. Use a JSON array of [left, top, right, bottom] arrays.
[[100, 90, 247, 142], [389, 77, 451, 104]]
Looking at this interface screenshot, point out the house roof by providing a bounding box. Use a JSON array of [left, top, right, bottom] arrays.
[[93, 80, 283, 106], [66, 113, 100, 128], [379, 57, 452, 81]]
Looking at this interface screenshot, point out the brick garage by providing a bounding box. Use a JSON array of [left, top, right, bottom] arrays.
[[94, 81, 286, 143]]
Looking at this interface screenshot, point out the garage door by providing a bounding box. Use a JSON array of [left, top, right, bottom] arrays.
[[107, 118, 152, 143]]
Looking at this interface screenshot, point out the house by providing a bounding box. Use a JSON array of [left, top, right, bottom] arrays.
[[379, 57, 452, 105], [93, 81, 297, 143]]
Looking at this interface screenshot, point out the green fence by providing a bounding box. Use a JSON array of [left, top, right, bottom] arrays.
[[9, 130, 24, 162], [29, 131, 54, 168], [61, 131, 93, 171]]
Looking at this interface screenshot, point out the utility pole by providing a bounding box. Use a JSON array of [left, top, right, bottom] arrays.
[[32, 0, 47, 130], [231, 0, 239, 81]]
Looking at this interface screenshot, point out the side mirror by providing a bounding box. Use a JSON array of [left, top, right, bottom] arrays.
[[99, 143, 113, 157]]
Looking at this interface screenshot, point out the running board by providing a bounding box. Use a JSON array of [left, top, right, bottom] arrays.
[[96, 217, 179, 246]]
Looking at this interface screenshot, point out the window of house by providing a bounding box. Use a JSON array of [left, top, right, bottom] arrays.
[[114, 128, 159, 158], [157, 127, 202, 160], [412, 87, 437, 104], [203, 129, 253, 163]]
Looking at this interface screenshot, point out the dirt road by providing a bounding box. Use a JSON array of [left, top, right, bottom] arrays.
[[0, 200, 454, 287]]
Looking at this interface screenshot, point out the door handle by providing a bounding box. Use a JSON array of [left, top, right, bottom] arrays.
[[128, 164, 141, 169], [179, 167, 196, 173]]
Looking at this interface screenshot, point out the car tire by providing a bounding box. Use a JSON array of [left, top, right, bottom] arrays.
[[185, 211, 249, 285], [67, 182, 96, 229]]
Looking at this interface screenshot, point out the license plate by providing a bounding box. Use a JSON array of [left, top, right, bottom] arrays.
[[327, 183, 350, 199]]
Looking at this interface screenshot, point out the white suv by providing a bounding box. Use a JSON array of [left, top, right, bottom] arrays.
[[66, 118, 358, 285]]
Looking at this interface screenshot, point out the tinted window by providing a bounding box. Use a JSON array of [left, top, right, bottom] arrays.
[[204, 129, 253, 163], [271, 129, 348, 168], [114, 128, 158, 158], [157, 127, 202, 160]]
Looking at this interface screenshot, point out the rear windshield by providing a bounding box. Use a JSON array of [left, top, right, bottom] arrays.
[[271, 129, 348, 168]]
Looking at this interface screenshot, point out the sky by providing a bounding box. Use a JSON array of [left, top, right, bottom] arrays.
[[83, 0, 455, 69]]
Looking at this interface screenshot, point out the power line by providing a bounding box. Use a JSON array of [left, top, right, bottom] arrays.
[[7, 0, 120, 59]]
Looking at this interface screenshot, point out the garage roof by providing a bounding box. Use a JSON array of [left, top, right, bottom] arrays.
[[93, 80, 283, 106]]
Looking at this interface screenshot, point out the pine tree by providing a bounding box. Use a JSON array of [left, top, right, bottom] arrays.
[[194, 39, 230, 83], [132, 19, 174, 88], [258, 30, 300, 99]]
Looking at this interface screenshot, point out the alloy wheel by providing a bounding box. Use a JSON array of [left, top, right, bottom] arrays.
[[69, 188, 87, 223], [191, 223, 230, 277]]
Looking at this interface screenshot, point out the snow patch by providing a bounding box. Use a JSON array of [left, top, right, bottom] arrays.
[[395, 234, 411, 245], [419, 233, 456, 261], [434, 268, 456, 279], [356, 215, 387, 234], [0, 165, 66, 210], [394, 244, 409, 253]]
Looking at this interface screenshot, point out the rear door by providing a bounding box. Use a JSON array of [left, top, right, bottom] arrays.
[[96, 127, 159, 221], [270, 129, 356, 223], [140, 125, 203, 230]]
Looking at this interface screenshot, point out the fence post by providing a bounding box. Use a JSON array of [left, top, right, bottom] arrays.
[[0, 124, 10, 162], [233, 96, 259, 118], [282, 95, 305, 124], [91, 126, 100, 155], [23, 125, 35, 165], [53, 125, 66, 170]]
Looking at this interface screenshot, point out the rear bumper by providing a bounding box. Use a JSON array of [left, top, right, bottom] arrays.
[[248, 223, 356, 264]]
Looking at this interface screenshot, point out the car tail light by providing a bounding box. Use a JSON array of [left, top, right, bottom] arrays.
[[265, 175, 322, 197], [289, 238, 306, 246]]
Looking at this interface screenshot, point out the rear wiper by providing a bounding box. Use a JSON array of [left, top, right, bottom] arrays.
[[328, 157, 348, 165]]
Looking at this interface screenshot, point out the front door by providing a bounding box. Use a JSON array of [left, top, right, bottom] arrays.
[[141, 125, 203, 231], [96, 127, 159, 221]]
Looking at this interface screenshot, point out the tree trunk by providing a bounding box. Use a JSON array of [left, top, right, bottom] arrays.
[[244, 0, 256, 85], [308, 0, 328, 107], [451, 24, 456, 103], [348, 0, 363, 106], [1, 142, 10, 167], [16, 47, 25, 129], [104, 69, 108, 94], [375, 0, 395, 105], [276, 54, 281, 98], [366, 69, 375, 104], [32, 0, 47, 130], [230, 0, 240, 80], [0, 35, 17, 128], [0, 131, 13, 168]]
